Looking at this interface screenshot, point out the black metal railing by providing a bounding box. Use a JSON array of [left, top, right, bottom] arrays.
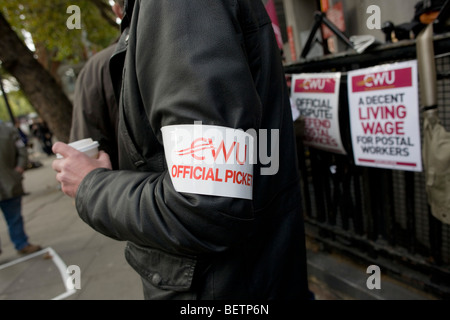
[[285, 33, 450, 299]]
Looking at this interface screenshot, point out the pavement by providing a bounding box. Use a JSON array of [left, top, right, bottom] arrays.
[[0, 148, 440, 301], [0, 150, 144, 300]]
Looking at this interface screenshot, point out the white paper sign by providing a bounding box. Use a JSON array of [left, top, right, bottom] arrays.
[[347, 60, 422, 171], [162, 124, 254, 200], [291, 72, 346, 155]]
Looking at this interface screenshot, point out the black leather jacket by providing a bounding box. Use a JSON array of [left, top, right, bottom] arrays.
[[75, 0, 310, 300]]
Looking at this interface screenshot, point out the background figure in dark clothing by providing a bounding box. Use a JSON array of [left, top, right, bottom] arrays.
[[0, 120, 41, 255], [69, 0, 124, 170], [30, 117, 54, 156]]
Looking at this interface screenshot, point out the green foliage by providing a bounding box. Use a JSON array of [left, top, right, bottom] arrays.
[[0, 90, 35, 121], [0, 0, 120, 63], [0, 68, 34, 121]]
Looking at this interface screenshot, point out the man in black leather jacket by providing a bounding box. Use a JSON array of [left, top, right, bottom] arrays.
[[53, 0, 312, 300]]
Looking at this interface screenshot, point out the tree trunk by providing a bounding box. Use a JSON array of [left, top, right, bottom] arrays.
[[0, 12, 73, 143]]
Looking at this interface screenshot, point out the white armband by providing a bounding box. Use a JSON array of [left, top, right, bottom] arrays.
[[162, 124, 254, 200]]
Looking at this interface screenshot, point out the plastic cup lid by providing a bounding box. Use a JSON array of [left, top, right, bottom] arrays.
[[56, 138, 99, 159]]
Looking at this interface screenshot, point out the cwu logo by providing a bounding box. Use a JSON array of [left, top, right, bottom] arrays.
[[177, 138, 248, 165], [363, 71, 395, 88]]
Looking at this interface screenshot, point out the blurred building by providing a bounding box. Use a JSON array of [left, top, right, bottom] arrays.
[[273, 0, 420, 63]]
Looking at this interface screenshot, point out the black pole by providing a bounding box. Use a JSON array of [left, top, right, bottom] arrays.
[[301, 11, 354, 59], [300, 12, 324, 59], [0, 72, 15, 124], [321, 14, 354, 49]]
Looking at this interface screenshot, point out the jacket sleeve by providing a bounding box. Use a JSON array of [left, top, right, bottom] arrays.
[[76, 0, 271, 256]]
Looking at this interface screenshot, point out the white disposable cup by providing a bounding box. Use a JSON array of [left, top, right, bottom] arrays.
[[56, 138, 100, 159]]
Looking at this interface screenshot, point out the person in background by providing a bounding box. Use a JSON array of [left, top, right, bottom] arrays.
[[69, 0, 124, 170], [30, 117, 54, 156], [15, 117, 43, 170], [0, 120, 41, 255], [52, 0, 312, 300]]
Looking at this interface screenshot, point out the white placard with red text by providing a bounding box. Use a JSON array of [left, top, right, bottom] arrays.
[[291, 72, 346, 155], [162, 124, 254, 200], [347, 60, 422, 171]]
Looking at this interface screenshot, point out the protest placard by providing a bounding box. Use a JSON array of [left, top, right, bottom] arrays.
[[347, 60, 422, 171], [291, 72, 346, 155]]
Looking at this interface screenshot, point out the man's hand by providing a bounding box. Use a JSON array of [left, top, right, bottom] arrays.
[[52, 142, 112, 198]]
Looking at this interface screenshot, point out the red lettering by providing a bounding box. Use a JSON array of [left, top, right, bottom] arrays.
[[305, 118, 331, 129], [361, 121, 405, 135], [172, 165, 252, 187], [171, 165, 177, 178], [359, 105, 408, 120], [189, 138, 211, 160], [215, 168, 223, 182], [205, 168, 214, 181], [193, 167, 202, 180], [247, 174, 253, 186], [359, 107, 367, 120], [236, 171, 243, 184], [212, 141, 236, 163], [201, 167, 206, 180], [182, 166, 190, 178], [236, 144, 247, 165], [397, 105, 407, 119], [225, 170, 234, 183]]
